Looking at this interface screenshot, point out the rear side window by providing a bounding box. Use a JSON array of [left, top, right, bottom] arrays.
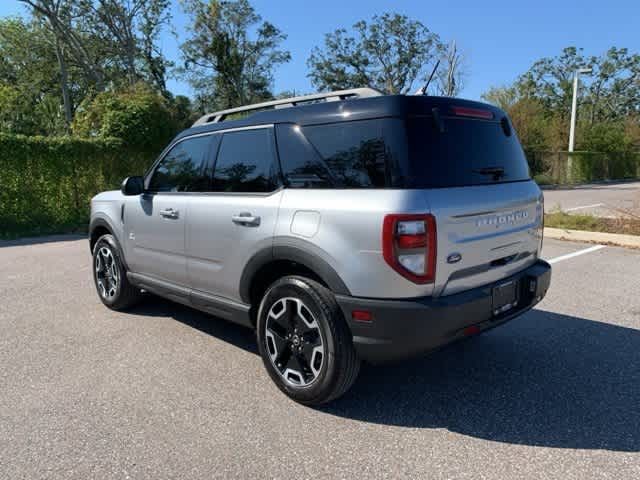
[[405, 116, 530, 188], [148, 135, 212, 192], [301, 120, 393, 188], [212, 128, 279, 193], [276, 124, 334, 188]]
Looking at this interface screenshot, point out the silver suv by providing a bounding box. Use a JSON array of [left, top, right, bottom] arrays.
[[89, 88, 551, 405]]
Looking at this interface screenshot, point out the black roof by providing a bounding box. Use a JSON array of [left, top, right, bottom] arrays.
[[175, 95, 506, 142]]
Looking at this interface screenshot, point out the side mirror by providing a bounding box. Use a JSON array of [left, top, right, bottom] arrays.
[[121, 176, 144, 196]]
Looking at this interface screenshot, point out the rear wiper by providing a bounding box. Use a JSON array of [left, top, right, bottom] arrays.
[[473, 166, 505, 181]]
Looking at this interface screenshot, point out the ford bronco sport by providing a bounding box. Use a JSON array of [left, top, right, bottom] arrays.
[[89, 88, 551, 405]]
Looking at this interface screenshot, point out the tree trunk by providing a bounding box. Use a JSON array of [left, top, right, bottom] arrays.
[[54, 37, 73, 131]]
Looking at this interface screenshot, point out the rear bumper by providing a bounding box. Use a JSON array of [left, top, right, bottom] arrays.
[[336, 260, 551, 364]]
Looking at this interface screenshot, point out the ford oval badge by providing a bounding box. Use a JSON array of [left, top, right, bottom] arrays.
[[447, 253, 462, 264]]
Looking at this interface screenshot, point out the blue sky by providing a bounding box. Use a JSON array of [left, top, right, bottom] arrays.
[[2, 0, 638, 101]]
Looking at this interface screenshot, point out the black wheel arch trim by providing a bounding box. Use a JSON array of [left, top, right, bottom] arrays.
[[239, 240, 351, 304], [89, 217, 129, 270]]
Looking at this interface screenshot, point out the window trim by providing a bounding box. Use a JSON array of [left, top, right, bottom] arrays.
[[210, 125, 282, 194]]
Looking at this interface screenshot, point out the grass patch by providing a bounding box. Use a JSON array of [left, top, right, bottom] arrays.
[[545, 211, 640, 236]]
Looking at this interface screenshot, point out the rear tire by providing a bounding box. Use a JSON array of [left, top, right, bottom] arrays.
[[92, 234, 141, 311], [256, 276, 360, 405]]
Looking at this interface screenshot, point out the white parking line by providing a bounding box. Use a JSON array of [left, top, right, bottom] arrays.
[[564, 203, 604, 212], [547, 245, 606, 264]]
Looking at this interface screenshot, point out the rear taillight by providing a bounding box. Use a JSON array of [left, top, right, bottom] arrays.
[[382, 214, 437, 284]]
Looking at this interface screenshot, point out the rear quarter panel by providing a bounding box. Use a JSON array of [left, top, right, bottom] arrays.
[[276, 189, 434, 298]]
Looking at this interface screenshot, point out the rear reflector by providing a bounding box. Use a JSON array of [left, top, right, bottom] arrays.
[[352, 310, 372, 322], [451, 106, 494, 120], [463, 325, 481, 336]]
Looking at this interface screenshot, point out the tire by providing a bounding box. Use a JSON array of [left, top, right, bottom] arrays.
[[92, 234, 141, 311], [256, 276, 360, 405]]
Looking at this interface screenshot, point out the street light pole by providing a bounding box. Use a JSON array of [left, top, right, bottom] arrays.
[[566, 68, 592, 182], [568, 68, 592, 152]]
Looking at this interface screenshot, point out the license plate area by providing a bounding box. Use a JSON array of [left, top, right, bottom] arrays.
[[492, 280, 519, 316]]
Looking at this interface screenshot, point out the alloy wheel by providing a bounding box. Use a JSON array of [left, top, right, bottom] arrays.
[[95, 246, 119, 299], [264, 297, 325, 387]]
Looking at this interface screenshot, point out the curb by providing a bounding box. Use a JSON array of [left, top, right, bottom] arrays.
[[544, 227, 640, 249]]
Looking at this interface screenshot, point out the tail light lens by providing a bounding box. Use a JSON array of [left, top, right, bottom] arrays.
[[382, 214, 437, 284]]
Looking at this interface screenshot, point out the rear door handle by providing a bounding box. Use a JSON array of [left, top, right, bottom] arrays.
[[159, 208, 179, 219], [232, 212, 261, 226]]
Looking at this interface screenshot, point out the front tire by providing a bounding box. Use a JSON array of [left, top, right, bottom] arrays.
[[92, 234, 141, 311], [256, 276, 360, 405]]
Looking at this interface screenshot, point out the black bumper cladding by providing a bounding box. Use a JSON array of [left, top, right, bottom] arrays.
[[336, 260, 552, 364]]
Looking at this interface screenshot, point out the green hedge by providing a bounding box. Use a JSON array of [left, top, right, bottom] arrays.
[[526, 150, 640, 185], [0, 134, 154, 238]]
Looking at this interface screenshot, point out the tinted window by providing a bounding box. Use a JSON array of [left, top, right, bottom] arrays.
[[148, 136, 212, 192], [212, 129, 279, 192], [404, 116, 530, 188], [302, 120, 392, 188], [276, 124, 334, 188]]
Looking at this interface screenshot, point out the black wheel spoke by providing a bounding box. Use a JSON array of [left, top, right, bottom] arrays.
[[287, 354, 309, 380], [274, 347, 292, 372], [301, 341, 316, 361], [267, 328, 288, 357], [264, 296, 325, 386], [301, 330, 320, 346]]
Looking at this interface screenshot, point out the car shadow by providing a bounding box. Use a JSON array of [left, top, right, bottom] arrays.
[[322, 309, 640, 452], [131, 296, 258, 355], [128, 299, 640, 452]]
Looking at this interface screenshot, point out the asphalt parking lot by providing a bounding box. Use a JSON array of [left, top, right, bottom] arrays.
[[543, 181, 640, 218], [1, 236, 639, 479]]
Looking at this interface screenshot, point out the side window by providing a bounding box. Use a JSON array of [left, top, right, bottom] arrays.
[[302, 120, 389, 188], [276, 124, 334, 188], [212, 129, 279, 193], [148, 136, 212, 192]]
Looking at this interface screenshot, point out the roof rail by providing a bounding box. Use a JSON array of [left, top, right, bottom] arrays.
[[191, 87, 384, 127]]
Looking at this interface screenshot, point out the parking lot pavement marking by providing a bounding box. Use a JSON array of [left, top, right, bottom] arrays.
[[563, 203, 604, 212], [547, 244, 606, 264]]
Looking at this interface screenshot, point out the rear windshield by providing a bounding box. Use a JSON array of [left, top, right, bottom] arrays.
[[405, 115, 530, 188], [284, 111, 530, 189]]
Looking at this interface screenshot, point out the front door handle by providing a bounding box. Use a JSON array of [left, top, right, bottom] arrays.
[[232, 212, 261, 226], [159, 208, 179, 219]]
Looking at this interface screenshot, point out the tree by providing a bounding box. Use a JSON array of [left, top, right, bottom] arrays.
[[307, 13, 443, 94], [434, 40, 466, 97], [72, 83, 176, 153], [19, 0, 105, 89], [19, 0, 174, 132], [483, 46, 640, 151], [0, 17, 68, 134], [481, 85, 518, 111], [585, 47, 640, 123], [180, 0, 291, 110], [513, 46, 639, 123], [76, 0, 172, 94]]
